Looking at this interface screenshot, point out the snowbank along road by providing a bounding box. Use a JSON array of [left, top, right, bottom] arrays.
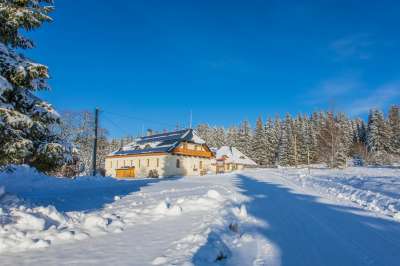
[[1, 166, 400, 265]]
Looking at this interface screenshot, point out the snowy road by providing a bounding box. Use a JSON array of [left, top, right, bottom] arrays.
[[1, 168, 400, 265], [236, 170, 400, 266]]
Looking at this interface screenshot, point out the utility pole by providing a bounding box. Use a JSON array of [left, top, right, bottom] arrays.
[[92, 108, 99, 176]]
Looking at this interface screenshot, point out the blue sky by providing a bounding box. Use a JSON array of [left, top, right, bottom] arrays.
[[27, 0, 400, 137]]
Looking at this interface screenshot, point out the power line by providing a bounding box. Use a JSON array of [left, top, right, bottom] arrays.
[[102, 113, 134, 137]]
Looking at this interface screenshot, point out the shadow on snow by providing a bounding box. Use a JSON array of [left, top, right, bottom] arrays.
[[18, 176, 183, 213], [192, 173, 400, 266]]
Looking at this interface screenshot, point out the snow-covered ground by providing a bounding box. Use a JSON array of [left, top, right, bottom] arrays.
[[1, 166, 400, 265], [0, 166, 273, 265], [272, 167, 400, 219]]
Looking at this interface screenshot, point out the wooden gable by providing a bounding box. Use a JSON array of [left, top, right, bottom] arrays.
[[172, 141, 214, 158]]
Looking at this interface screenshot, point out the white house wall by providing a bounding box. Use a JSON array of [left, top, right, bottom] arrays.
[[105, 154, 212, 178]]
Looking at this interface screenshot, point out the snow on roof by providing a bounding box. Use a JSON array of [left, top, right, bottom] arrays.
[[110, 129, 206, 156], [214, 146, 257, 166]]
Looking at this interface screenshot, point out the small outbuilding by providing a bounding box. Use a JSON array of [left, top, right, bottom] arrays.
[[211, 146, 257, 173]]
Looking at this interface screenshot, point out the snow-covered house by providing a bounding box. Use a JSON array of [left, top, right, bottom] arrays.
[[211, 146, 257, 173], [105, 129, 214, 178]]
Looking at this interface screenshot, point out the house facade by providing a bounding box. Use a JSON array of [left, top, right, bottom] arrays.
[[211, 146, 257, 173], [105, 129, 214, 178]]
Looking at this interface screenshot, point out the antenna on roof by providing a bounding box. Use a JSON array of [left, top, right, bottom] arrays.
[[189, 110, 193, 129]]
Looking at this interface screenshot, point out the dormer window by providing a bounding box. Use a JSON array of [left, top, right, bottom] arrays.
[[144, 144, 151, 149]]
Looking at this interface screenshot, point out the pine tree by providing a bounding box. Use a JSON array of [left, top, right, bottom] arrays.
[[0, 0, 72, 172]]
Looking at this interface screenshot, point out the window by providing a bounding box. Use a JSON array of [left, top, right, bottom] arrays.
[[176, 159, 180, 168], [156, 158, 159, 168], [147, 159, 150, 167], [130, 160, 133, 167], [116, 160, 119, 168], [199, 161, 203, 169], [183, 143, 187, 149], [138, 160, 141, 168]]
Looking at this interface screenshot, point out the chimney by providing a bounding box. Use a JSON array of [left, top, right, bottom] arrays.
[[147, 129, 153, 136]]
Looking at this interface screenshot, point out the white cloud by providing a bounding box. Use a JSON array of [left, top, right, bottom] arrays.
[[347, 81, 400, 116], [305, 75, 362, 105], [306, 75, 400, 116], [330, 33, 373, 61]]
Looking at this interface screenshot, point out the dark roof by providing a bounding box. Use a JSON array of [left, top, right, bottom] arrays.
[[136, 129, 190, 145], [113, 147, 170, 155], [111, 129, 205, 156]]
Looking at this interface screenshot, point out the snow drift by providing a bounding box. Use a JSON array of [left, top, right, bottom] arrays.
[[271, 167, 400, 219]]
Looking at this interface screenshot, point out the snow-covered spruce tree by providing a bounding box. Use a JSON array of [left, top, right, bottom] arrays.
[[0, 0, 72, 172], [388, 105, 400, 157], [272, 116, 282, 164], [251, 117, 268, 165], [196, 124, 226, 148], [265, 117, 278, 165], [316, 112, 347, 168], [307, 118, 319, 163], [278, 114, 296, 166], [212, 127, 227, 148], [294, 115, 309, 165], [348, 118, 368, 162], [366, 109, 392, 164], [236, 120, 252, 158], [226, 126, 239, 147], [336, 113, 353, 157], [196, 124, 212, 146]]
